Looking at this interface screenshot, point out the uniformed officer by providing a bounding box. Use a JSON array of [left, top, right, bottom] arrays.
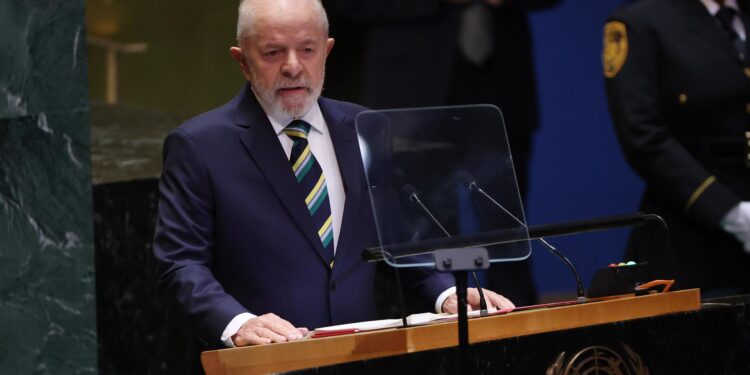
[[603, 0, 750, 296]]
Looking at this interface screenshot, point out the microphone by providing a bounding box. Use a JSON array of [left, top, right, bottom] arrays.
[[401, 184, 489, 314], [457, 171, 587, 303], [401, 184, 451, 236]]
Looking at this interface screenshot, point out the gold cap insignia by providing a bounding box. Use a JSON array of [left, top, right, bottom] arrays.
[[603, 21, 628, 78]]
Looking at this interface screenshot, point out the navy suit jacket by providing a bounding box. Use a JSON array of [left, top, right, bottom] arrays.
[[153, 85, 452, 346]]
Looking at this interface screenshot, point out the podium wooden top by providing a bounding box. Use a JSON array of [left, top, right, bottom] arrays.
[[201, 289, 701, 374]]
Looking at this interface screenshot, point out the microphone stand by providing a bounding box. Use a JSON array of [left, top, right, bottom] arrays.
[[406, 188, 489, 313], [433, 246, 489, 348], [403, 185, 489, 348]]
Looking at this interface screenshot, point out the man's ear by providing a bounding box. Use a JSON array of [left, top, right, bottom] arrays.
[[325, 38, 335, 57], [230, 46, 252, 81]]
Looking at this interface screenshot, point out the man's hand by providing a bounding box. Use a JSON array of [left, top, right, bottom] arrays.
[[441, 288, 515, 314], [232, 313, 308, 346], [721, 202, 750, 253]]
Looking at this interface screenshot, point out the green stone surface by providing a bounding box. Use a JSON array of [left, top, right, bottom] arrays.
[[0, 0, 96, 373], [0, 1, 89, 119]]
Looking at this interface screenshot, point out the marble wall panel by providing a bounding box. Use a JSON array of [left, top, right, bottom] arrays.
[[0, 0, 95, 373], [0, 0, 88, 119], [93, 179, 204, 374], [0, 110, 96, 373]]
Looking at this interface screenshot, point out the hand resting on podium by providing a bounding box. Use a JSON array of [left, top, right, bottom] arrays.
[[232, 313, 308, 347], [441, 287, 515, 314]]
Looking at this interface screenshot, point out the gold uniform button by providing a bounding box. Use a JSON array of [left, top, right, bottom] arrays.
[[745, 67, 750, 78], [678, 94, 688, 104], [746, 131, 750, 138]]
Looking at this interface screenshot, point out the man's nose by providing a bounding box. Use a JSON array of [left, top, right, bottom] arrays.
[[281, 52, 303, 78]]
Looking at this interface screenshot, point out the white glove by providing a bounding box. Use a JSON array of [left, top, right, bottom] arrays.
[[721, 202, 750, 253]]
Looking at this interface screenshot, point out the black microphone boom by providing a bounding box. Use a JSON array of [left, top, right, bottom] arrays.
[[527, 213, 668, 239]]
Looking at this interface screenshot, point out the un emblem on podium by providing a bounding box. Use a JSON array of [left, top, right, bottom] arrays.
[[546, 343, 648, 375]]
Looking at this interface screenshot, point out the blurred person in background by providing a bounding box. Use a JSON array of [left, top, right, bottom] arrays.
[[337, 0, 562, 306]]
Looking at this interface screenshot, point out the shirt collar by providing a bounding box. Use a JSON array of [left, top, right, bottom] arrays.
[[702, 0, 740, 15]]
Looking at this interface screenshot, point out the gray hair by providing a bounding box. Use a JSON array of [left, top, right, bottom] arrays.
[[236, 0, 329, 43]]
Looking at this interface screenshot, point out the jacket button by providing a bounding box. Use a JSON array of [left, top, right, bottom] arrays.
[[745, 67, 750, 78], [678, 93, 687, 104]]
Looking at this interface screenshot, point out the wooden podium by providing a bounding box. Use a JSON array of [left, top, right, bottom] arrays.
[[201, 289, 700, 374]]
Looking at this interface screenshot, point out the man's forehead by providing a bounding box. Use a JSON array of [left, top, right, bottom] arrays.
[[251, 25, 327, 45]]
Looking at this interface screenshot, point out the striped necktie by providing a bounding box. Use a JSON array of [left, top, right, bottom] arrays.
[[283, 120, 335, 264]]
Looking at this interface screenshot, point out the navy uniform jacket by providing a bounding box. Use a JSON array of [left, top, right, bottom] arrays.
[[604, 0, 750, 292], [153, 86, 453, 346]]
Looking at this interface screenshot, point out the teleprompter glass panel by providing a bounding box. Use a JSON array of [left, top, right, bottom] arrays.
[[356, 105, 531, 268]]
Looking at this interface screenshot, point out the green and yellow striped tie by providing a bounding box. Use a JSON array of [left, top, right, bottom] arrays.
[[284, 120, 334, 264]]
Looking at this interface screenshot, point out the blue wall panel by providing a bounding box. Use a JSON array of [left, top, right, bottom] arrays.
[[527, 0, 644, 297]]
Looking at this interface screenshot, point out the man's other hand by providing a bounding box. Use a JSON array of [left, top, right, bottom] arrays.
[[232, 313, 308, 346], [441, 288, 515, 314], [721, 202, 750, 253]]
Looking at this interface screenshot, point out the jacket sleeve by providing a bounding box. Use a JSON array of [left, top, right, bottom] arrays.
[[603, 12, 739, 227], [153, 128, 247, 346]]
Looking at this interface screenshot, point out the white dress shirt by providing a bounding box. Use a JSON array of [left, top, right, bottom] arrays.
[[702, 0, 746, 40]]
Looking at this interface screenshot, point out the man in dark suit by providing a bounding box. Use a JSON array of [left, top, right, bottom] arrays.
[[335, 0, 560, 306], [153, 0, 514, 348], [604, 0, 750, 296]]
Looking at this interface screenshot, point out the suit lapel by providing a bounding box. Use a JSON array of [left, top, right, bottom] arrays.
[[235, 87, 329, 264], [677, 0, 743, 63], [319, 99, 365, 277]]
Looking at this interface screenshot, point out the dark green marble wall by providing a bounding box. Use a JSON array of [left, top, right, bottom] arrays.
[[0, 1, 96, 373]]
